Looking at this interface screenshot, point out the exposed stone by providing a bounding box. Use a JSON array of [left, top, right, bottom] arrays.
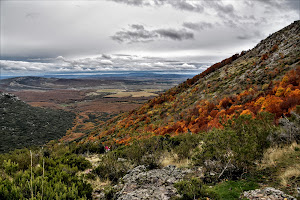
[[242, 187, 296, 200], [117, 158, 127, 162], [115, 165, 192, 200]]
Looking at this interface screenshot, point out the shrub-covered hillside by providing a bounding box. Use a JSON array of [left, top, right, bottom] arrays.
[[82, 20, 300, 146], [0, 92, 75, 152]]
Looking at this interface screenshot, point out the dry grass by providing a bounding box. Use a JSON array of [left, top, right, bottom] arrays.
[[259, 142, 299, 169], [89, 176, 111, 191], [85, 154, 102, 167], [160, 151, 190, 168], [259, 142, 300, 187], [280, 164, 300, 186]]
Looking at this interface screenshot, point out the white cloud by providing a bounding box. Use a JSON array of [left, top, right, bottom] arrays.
[[181, 63, 196, 69], [0, 54, 211, 74], [100, 60, 113, 65]]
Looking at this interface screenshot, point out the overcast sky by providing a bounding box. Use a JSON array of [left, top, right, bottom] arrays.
[[0, 0, 299, 76]]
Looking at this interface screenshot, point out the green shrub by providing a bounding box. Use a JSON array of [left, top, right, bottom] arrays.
[[60, 154, 92, 171], [93, 153, 129, 183], [174, 178, 218, 200], [3, 159, 18, 175], [207, 180, 259, 200], [73, 142, 105, 154], [192, 113, 274, 178], [172, 134, 201, 160], [0, 147, 93, 199], [103, 186, 117, 200]]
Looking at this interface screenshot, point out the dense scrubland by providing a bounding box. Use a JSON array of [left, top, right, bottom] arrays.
[[0, 93, 75, 152]]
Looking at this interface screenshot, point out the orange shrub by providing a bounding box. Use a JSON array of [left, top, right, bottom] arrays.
[[240, 109, 254, 118], [261, 95, 283, 117]]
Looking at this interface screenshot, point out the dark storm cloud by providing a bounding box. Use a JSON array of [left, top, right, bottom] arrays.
[[183, 22, 213, 31], [111, 25, 157, 43], [111, 24, 194, 43], [155, 28, 194, 40]]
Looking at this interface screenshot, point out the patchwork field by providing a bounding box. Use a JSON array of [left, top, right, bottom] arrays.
[[104, 91, 159, 98], [1, 75, 187, 141]]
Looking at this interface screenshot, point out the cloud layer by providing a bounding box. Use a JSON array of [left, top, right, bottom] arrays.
[[0, 0, 299, 75], [1, 54, 210, 75], [109, 0, 235, 14], [111, 24, 194, 43]]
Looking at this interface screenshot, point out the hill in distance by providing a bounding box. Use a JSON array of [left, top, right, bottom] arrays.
[[0, 92, 75, 152]]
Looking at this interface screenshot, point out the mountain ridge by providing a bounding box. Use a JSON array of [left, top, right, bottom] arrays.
[[79, 20, 300, 146]]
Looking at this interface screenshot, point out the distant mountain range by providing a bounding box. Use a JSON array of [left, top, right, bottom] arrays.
[[0, 71, 199, 91]]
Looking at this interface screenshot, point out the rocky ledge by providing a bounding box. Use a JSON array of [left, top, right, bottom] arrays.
[[115, 165, 192, 200], [241, 187, 296, 200]]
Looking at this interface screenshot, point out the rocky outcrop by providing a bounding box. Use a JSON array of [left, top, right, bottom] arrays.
[[115, 165, 192, 200], [242, 187, 296, 200]]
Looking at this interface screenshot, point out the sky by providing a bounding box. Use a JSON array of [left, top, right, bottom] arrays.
[[0, 0, 299, 76]]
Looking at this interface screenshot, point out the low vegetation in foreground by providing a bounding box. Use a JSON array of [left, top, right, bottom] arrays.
[[0, 110, 299, 199]]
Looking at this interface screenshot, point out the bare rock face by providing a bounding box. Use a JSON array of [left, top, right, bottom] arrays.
[[115, 165, 192, 200], [242, 187, 296, 200]]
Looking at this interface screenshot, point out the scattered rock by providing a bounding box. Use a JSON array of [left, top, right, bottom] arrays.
[[115, 165, 192, 200], [242, 187, 296, 200], [117, 158, 127, 162]]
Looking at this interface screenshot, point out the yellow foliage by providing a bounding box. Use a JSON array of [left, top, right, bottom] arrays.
[[240, 109, 254, 117], [260, 95, 283, 113], [207, 115, 213, 121], [254, 97, 265, 106], [281, 75, 289, 86], [275, 86, 285, 97], [284, 87, 292, 97]]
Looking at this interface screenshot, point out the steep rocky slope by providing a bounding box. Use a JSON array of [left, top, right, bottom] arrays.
[[82, 20, 300, 146]]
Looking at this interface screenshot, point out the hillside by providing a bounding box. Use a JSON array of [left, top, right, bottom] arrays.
[[0, 92, 75, 152], [82, 20, 300, 146]]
